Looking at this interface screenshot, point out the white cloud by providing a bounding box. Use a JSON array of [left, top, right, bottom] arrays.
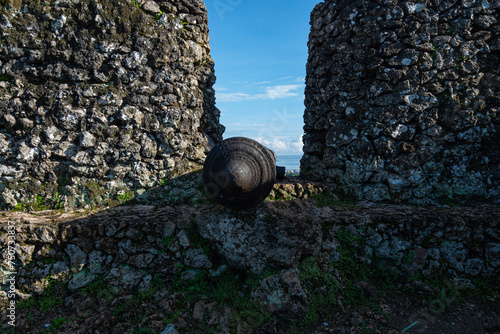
[[217, 92, 252, 102], [291, 135, 304, 152], [216, 84, 303, 102], [278, 76, 304, 83], [260, 85, 302, 99], [247, 80, 271, 86], [249, 123, 268, 128], [253, 135, 303, 155], [214, 85, 229, 91]]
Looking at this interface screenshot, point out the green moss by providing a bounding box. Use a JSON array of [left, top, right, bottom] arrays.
[[160, 176, 171, 187], [4, 179, 62, 211], [4, 176, 131, 211], [52, 317, 71, 329], [131, 0, 141, 9], [312, 190, 356, 208], [19, 277, 66, 312], [39, 279, 65, 311], [335, 228, 367, 278], [266, 189, 296, 202], [85, 180, 106, 197], [26, 311, 35, 324], [116, 190, 134, 203], [13, 202, 26, 211], [40, 258, 57, 265], [164, 264, 275, 329], [104, 266, 273, 330], [312, 191, 335, 208], [402, 250, 415, 265], [18, 296, 37, 310], [298, 256, 341, 325], [296, 228, 400, 326], [57, 173, 70, 189], [153, 10, 163, 21], [160, 235, 176, 247], [245, 268, 281, 287], [185, 223, 216, 261], [464, 276, 500, 301], [50, 192, 63, 209], [81, 277, 116, 301], [430, 45, 437, 58], [26, 194, 48, 211]]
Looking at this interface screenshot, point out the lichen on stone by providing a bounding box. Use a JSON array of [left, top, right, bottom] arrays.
[[0, 0, 224, 210]]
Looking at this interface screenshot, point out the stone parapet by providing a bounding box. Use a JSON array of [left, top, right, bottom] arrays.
[[302, 0, 500, 205], [0, 0, 224, 210]]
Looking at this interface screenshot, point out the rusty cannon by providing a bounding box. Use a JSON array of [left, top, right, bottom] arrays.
[[203, 137, 286, 210]]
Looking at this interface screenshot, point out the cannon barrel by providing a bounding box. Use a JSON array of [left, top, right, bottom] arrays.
[[203, 137, 286, 210]]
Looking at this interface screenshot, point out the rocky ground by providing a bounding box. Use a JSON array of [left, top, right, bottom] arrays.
[[7, 277, 500, 334]]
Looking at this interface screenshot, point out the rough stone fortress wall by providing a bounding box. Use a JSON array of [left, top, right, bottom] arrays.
[[0, 0, 224, 209], [302, 0, 500, 205]]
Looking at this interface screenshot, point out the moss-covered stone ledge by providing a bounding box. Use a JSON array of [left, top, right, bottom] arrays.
[[0, 202, 499, 332]]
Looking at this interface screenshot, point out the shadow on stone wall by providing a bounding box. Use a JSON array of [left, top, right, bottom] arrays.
[[1, 197, 499, 332]]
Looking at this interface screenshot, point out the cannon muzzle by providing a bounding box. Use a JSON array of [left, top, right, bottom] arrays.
[[203, 137, 286, 210]]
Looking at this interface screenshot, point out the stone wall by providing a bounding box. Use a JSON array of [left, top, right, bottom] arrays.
[[0, 202, 499, 331], [302, 0, 500, 205], [0, 0, 224, 210]]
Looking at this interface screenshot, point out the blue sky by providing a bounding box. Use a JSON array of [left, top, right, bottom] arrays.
[[205, 0, 320, 155]]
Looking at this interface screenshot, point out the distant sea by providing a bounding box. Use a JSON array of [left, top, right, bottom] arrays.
[[276, 155, 302, 171]]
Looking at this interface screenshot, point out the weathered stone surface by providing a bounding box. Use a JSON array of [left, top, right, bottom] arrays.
[[183, 248, 212, 269], [486, 243, 500, 268], [0, 201, 499, 330], [302, 0, 500, 206], [0, 0, 224, 210], [128, 253, 154, 269], [87, 251, 109, 274], [439, 241, 467, 272], [106, 266, 145, 290], [65, 244, 87, 270], [195, 202, 322, 274], [142, 1, 161, 14], [13, 244, 35, 266], [251, 269, 309, 319], [68, 269, 96, 291]]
